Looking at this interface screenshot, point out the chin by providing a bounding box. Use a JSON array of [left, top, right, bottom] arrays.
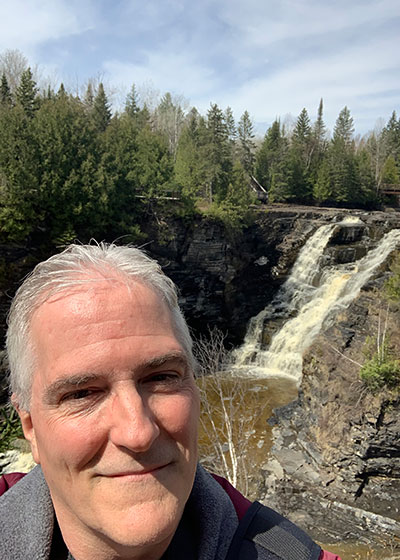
[[99, 497, 181, 552]]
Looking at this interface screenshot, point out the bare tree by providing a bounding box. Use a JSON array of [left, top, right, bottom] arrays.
[[194, 328, 267, 496]]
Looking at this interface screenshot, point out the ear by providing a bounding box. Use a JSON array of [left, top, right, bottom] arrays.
[[11, 394, 40, 464]]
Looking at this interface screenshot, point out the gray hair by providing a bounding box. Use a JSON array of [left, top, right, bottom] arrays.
[[7, 242, 194, 411]]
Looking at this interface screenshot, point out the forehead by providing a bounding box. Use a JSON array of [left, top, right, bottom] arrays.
[[29, 280, 178, 368]]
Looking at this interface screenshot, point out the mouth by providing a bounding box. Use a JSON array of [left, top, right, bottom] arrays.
[[102, 463, 172, 478]]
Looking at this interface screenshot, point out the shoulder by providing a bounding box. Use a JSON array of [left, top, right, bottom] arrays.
[[211, 474, 341, 560], [226, 501, 322, 560], [0, 472, 26, 496], [0, 466, 55, 560]]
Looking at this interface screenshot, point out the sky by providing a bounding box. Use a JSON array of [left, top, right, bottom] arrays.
[[0, 0, 399, 137]]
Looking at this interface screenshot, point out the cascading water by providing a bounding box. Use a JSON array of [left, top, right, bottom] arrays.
[[233, 220, 400, 385]]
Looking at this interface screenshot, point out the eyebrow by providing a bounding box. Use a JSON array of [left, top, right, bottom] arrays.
[[43, 352, 190, 404], [44, 374, 100, 404]]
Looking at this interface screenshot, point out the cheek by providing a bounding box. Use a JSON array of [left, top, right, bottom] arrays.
[[36, 414, 107, 469], [155, 393, 199, 445]]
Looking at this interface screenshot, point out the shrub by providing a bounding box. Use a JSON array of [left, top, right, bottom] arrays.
[[360, 353, 400, 391]]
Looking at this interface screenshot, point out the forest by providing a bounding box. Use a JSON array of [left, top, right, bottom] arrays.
[[1, 51, 400, 248]]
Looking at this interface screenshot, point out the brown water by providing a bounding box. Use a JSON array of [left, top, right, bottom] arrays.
[[319, 541, 400, 559], [197, 374, 400, 559]]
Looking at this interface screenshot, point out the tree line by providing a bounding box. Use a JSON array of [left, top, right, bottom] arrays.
[[0, 56, 399, 246]]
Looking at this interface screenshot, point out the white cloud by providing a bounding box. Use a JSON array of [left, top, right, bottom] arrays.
[[208, 31, 399, 133], [0, 0, 95, 53], [217, 0, 400, 48], [103, 50, 219, 105]]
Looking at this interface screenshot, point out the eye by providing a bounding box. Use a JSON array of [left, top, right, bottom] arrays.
[[61, 388, 96, 402], [143, 371, 182, 391]]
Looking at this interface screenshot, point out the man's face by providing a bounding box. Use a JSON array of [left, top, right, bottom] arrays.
[[19, 279, 199, 558]]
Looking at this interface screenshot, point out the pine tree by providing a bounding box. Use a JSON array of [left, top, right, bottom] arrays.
[[313, 157, 332, 202], [92, 83, 112, 132], [125, 83, 140, 118], [84, 82, 94, 108], [255, 119, 291, 200], [174, 111, 206, 204], [224, 106, 236, 142], [356, 148, 377, 206], [237, 110, 256, 176], [333, 106, 354, 146], [0, 73, 12, 106], [382, 155, 400, 185], [15, 67, 38, 118], [57, 83, 67, 98], [205, 103, 232, 203], [382, 110, 400, 161], [0, 103, 40, 240], [290, 108, 313, 200], [314, 99, 326, 148]]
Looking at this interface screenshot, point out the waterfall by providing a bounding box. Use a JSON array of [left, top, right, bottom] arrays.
[[233, 222, 400, 384]]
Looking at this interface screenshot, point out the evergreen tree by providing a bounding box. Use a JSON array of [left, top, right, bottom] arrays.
[[15, 67, 38, 118], [57, 83, 67, 99], [125, 83, 140, 118], [174, 111, 206, 204], [314, 98, 326, 148], [32, 94, 100, 242], [92, 83, 112, 132], [356, 147, 377, 205], [0, 103, 40, 240], [255, 120, 291, 200], [237, 110, 256, 176], [313, 157, 332, 202], [205, 103, 232, 203], [84, 82, 94, 108], [333, 106, 354, 146], [382, 111, 400, 161], [382, 155, 400, 185], [319, 106, 358, 203], [224, 106, 237, 143], [290, 108, 313, 200], [0, 73, 12, 106]]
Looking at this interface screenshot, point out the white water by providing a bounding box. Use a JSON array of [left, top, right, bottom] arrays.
[[233, 221, 400, 384]]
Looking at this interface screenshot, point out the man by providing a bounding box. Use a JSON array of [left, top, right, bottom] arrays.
[[0, 243, 340, 560]]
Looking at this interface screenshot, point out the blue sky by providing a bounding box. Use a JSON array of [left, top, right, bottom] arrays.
[[1, 0, 399, 136]]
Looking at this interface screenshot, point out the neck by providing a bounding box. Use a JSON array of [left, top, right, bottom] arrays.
[[54, 510, 173, 560]]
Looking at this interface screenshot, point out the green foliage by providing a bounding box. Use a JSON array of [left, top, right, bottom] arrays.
[[0, 406, 23, 453], [382, 155, 399, 185], [92, 83, 111, 131], [202, 162, 255, 235], [0, 73, 12, 106], [237, 110, 256, 176], [15, 67, 38, 118], [0, 58, 399, 247], [360, 314, 400, 391], [125, 83, 140, 117], [360, 351, 400, 391]]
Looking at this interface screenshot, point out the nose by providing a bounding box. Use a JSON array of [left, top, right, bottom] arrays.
[[108, 385, 160, 453]]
